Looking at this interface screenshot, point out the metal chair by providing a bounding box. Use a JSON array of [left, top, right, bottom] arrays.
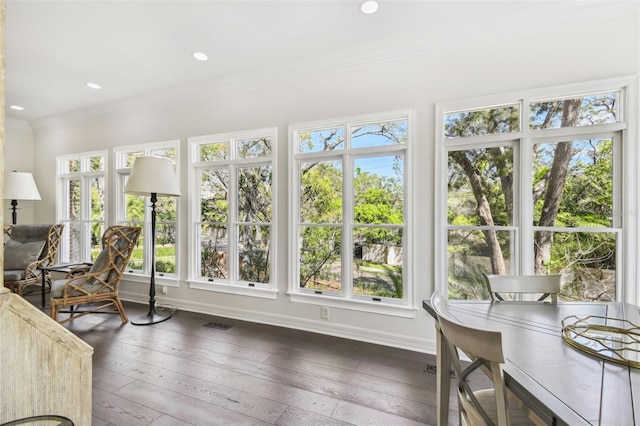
[[430, 291, 541, 425], [50, 226, 141, 325], [484, 274, 562, 303]]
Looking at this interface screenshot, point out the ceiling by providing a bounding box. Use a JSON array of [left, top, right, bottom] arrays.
[[4, 1, 639, 125]]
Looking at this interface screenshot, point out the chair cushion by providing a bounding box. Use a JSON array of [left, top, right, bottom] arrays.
[[50, 278, 111, 298], [4, 269, 27, 282], [4, 239, 46, 270]]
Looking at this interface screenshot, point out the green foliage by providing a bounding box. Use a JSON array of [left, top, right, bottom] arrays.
[[447, 95, 618, 300]]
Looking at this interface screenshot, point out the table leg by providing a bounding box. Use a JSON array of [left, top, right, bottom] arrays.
[[41, 270, 46, 309], [436, 323, 451, 425]]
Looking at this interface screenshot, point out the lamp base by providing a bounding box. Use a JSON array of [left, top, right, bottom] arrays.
[[131, 309, 172, 326]]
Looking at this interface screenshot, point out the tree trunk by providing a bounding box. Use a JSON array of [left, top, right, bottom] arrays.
[[450, 151, 507, 275], [534, 98, 582, 273]]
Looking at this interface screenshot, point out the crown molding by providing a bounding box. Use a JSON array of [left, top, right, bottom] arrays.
[[5, 116, 33, 133]]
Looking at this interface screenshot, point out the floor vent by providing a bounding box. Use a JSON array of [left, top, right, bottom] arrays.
[[424, 363, 455, 377], [203, 322, 233, 330]]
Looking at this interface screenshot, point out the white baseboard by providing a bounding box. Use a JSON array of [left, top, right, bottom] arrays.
[[120, 291, 436, 355]]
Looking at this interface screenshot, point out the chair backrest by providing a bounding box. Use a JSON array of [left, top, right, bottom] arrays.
[[87, 226, 141, 288], [431, 291, 509, 425], [484, 274, 562, 303], [4, 224, 64, 271]]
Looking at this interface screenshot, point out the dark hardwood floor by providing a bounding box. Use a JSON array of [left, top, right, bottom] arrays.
[[25, 296, 480, 425]]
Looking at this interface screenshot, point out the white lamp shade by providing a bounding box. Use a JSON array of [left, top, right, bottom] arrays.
[[124, 157, 181, 197], [4, 171, 42, 200]]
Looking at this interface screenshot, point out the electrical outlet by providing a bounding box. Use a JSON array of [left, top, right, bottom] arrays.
[[321, 306, 329, 319]]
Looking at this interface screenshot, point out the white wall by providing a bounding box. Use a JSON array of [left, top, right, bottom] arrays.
[[23, 13, 640, 353], [4, 118, 37, 226]]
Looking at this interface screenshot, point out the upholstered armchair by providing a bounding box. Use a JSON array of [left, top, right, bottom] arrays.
[[50, 225, 141, 325], [3, 224, 64, 296]]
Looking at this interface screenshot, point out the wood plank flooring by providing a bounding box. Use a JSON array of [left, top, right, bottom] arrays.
[[25, 297, 484, 425]]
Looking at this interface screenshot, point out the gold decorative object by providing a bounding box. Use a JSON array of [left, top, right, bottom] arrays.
[[561, 315, 640, 368]]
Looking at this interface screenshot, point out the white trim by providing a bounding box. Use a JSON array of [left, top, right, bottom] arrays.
[[119, 290, 430, 354]]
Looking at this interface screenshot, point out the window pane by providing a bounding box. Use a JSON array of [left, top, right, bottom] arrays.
[[90, 177, 105, 221], [448, 147, 514, 227], [444, 104, 519, 138], [237, 165, 272, 222], [354, 155, 404, 225], [151, 147, 176, 162], [353, 227, 403, 298], [299, 226, 342, 291], [534, 230, 616, 302], [155, 223, 176, 275], [200, 169, 229, 222], [447, 228, 514, 300], [351, 119, 408, 148], [125, 151, 144, 167], [236, 137, 272, 158], [66, 221, 82, 263], [298, 127, 344, 153], [200, 224, 228, 279], [90, 221, 104, 261], [125, 223, 144, 272], [533, 138, 613, 227], [199, 142, 229, 161], [125, 193, 145, 222], [300, 160, 342, 223], [89, 156, 104, 172], [529, 92, 618, 130], [67, 179, 81, 220], [238, 225, 271, 283], [64, 159, 80, 173]]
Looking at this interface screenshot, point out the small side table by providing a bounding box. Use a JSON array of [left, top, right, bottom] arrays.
[[39, 263, 92, 309]]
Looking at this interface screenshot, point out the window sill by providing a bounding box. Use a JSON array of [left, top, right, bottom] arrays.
[[188, 280, 278, 299], [288, 292, 417, 318], [123, 272, 179, 288]]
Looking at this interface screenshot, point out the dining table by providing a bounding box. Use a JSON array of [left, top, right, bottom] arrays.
[[423, 299, 640, 425]]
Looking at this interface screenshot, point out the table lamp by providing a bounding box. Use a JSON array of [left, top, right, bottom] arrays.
[[124, 157, 181, 325], [4, 171, 42, 225]]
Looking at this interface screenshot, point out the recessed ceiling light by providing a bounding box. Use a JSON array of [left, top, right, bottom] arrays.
[[359, 0, 379, 14], [193, 52, 208, 61], [10, 105, 24, 111], [86, 82, 101, 89]]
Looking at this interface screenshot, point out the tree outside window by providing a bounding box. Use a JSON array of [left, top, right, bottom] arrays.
[[56, 152, 106, 263], [443, 91, 622, 301], [292, 112, 409, 304], [190, 129, 275, 289]]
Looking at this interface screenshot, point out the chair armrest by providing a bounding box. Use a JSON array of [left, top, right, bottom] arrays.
[[65, 265, 92, 277]]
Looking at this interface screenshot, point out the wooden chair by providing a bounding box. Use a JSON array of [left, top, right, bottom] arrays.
[[4, 224, 64, 296], [484, 274, 562, 303], [50, 225, 141, 325], [430, 291, 539, 425]]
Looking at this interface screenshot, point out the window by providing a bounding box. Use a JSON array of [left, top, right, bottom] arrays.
[[114, 142, 180, 283], [289, 111, 413, 315], [56, 151, 106, 263], [437, 79, 635, 302], [188, 128, 276, 297]]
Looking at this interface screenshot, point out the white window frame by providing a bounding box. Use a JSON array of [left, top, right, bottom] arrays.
[[187, 127, 277, 299], [56, 150, 107, 263], [288, 110, 415, 318], [435, 76, 638, 304], [114, 140, 181, 287]]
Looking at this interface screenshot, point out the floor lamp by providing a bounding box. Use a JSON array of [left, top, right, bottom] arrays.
[[124, 157, 181, 325], [4, 171, 42, 225]]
